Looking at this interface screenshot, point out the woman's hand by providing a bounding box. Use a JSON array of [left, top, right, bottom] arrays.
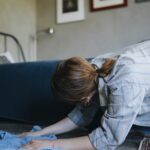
[[20, 139, 55, 150], [19, 136, 94, 150]]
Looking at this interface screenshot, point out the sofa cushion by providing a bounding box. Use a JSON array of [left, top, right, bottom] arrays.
[[0, 61, 74, 125]]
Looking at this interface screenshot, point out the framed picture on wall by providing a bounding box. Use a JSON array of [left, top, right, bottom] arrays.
[[56, 0, 85, 24], [135, 0, 150, 3], [90, 0, 128, 12]]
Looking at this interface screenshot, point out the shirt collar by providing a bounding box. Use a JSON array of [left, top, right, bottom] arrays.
[[91, 53, 120, 106], [98, 77, 108, 106]]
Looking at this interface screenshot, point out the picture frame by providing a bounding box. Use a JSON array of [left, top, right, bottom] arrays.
[[135, 0, 150, 3], [90, 0, 128, 12], [56, 0, 85, 24]]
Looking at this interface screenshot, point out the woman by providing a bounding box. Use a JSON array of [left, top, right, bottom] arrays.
[[21, 40, 150, 150]]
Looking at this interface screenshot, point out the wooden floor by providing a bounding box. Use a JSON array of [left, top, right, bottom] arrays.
[[0, 121, 33, 134]]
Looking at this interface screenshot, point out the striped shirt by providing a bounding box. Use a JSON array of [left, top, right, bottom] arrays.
[[68, 40, 150, 150]]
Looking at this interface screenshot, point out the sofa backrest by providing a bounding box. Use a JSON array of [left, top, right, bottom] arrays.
[[0, 61, 74, 125]]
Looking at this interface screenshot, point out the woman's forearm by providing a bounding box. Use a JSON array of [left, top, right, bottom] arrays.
[[54, 136, 95, 150], [34, 117, 78, 136]]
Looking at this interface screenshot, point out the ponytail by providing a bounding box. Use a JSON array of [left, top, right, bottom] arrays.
[[95, 59, 116, 78]]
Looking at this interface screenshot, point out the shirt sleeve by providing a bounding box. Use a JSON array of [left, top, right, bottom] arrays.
[[68, 102, 99, 127], [89, 81, 146, 150]]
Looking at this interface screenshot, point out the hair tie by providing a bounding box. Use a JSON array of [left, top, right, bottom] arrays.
[[96, 68, 107, 78]]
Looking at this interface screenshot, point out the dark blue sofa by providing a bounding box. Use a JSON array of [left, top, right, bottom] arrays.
[[0, 60, 74, 126]]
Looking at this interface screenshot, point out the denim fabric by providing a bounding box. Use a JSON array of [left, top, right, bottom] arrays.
[[0, 126, 60, 150]]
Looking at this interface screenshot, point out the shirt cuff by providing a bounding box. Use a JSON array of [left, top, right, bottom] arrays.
[[68, 107, 85, 127], [88, 128, 111, 150]]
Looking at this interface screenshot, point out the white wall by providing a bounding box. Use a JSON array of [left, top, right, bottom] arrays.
[[37, 0, 150, 60], [0, 0, 37, 62]]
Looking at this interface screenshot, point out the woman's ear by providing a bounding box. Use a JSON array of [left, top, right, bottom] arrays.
[[81, 96, 91, 104], [81, 90, 96, 104]]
